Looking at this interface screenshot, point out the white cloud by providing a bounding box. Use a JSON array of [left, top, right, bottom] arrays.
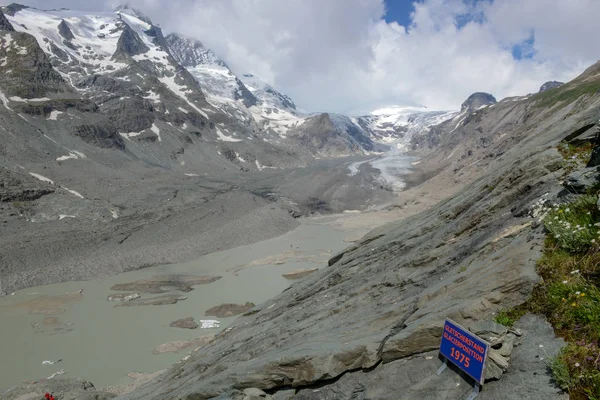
[[14, 0, 600, 114]]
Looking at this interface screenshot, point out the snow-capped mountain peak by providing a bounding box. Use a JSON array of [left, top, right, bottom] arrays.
[[166, 33, 257, 111], [166, 34, 227, 69], [350, 105, 459, 149], [239, 73, 297, 112]]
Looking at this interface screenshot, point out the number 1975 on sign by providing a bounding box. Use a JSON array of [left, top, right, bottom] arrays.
[[450, 347, 470, 368]]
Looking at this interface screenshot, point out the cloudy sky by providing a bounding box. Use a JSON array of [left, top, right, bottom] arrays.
[[15, 0, 600, 114]]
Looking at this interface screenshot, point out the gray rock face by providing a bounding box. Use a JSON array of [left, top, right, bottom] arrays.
[[240, 73, 298, 111], [562, 167, 600, 193], [73, 123, 125, 149], [539, 81, 564, 93], [0, 168, 54, 202], [112, 24, 150, 61], [461, 92, 497, 113], [234, 76, 259, 108], [166, 33, 227, 69], [0, 32, 69, 98], [143, 24, 172, 56], [0, 8, 14, 31], [58, 19, 74, 41], [587, 125, 600, 167], [288, 113, 381, 157]]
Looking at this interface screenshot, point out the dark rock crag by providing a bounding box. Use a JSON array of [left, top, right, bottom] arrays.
[[461, 92, 497, 113], [0, 8, 15, 31], [58, 19, 74, 41], [112, 24, 150, 61], [539, 81, 564, 93]]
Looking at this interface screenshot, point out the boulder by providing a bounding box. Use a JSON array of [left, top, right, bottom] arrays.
[[205, 302, 255, 318], [170, 317, 198, 329], [282, 268, 318, 280], [562, 167, 600, 193]]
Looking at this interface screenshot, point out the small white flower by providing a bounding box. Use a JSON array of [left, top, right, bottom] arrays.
[[592, 239, 596, 244], [575, 362, 580, 367], [566, 208, 571, 212], [575, 291, 581, 295], [563, 280, 568, 284]]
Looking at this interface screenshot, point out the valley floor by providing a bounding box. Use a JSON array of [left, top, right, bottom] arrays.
[[0, 156, 442, 391], [0, 153, 415, 296]]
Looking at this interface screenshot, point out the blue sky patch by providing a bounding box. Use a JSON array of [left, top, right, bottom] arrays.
[[512, 31, 536, 60]]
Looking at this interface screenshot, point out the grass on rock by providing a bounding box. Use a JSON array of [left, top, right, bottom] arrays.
[[492, 192, 600, 398]]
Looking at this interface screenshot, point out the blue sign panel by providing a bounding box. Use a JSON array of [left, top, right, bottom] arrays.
[[439, 319, 490, 385]]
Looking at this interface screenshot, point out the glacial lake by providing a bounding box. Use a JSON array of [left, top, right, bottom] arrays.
[[0, 218, 350, 391]]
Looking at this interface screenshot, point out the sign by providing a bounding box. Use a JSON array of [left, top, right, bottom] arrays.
[[439, 319, 490, 385]]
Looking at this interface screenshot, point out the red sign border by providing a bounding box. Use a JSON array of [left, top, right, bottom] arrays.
[[441, 318, 491, 385]]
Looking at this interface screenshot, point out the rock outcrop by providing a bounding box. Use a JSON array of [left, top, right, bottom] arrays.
[[112, 24, 150, 61], [539, 81, 564, 93], [205, 303, 255, 318], [0, 8, 14, 31], [282, 268, 318, 279], [461, 92, 497, 113], [58, 19, 74, 41], [170, 317, 199, 329]]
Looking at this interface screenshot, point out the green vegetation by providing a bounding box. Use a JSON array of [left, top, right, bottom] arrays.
[[557, 141, 593, 175], [496, 193, 600, 398], [557, 142, 593, 164], [537, 197, 600, 399], [534, 80, 600, 110], [542, 195, 599, 253], [493, 309, 515, 327]]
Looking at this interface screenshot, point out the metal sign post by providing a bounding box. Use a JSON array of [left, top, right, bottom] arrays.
[[436, 319, 490, 400]]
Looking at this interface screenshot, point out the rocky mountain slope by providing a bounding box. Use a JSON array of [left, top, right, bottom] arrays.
[[106, 62, 600, 400], [2, 4, 595, 399], [0, 4, 402, 295]]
